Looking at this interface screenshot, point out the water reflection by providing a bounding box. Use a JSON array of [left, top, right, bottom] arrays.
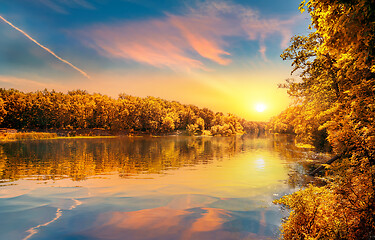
[[0, 135, 319, 240], [255, 158, 266, 171], [79, 206, 277, 240], [0, 136, 250, 183], [23, 199, 82, 240], [0, 135, 311, 184]]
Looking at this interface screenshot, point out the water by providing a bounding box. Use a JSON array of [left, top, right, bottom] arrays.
[[0, 135, 311, 240]]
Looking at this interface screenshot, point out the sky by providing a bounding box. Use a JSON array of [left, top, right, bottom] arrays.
[[0, 0, 311, 121]]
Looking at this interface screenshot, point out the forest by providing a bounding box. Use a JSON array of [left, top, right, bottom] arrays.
[[269, 0, 375, 239], [0, 88, 265, 136]]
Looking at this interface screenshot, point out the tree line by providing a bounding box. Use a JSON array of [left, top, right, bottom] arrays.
[[0, 88, 265, 136], [271, 0, 375, 239]]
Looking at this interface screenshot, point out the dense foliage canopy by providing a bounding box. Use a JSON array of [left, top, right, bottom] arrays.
[[272, 0, 375, 239], [0, 88, 264, 136]]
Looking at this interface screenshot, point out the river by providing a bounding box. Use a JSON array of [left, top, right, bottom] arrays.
[[0, 135, 316, 240]]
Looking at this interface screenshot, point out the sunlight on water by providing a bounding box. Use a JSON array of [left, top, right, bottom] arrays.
[[0, 135, 309, 240], [255, 158, 266, 171]]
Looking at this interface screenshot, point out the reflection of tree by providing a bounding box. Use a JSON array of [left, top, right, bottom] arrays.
[[0, 136, 252, 182], [270, 134, 330, 188], [0, 135, 320, 190]]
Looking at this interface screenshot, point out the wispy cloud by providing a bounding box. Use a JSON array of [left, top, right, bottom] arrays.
[[37, 0, 95, 14], [0, 75, 66, 91], [168, 14, 232, 65], [81, 1, 300, 71], [86, 19, 207, 71], [0, 15, 90, 78]]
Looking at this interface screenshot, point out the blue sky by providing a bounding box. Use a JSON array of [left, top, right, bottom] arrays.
[[0, 0, 310, 120]]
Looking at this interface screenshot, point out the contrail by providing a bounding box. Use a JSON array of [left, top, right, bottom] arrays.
[[0, 15, 90, 79]]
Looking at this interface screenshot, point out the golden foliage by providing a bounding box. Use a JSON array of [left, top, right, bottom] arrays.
[[0, 88, 262, 136], [274, 0, 375, 238]]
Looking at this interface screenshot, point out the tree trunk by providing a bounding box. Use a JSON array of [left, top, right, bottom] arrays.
[[308, 154, 342, 176]]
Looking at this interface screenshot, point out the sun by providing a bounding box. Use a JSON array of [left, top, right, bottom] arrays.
[[255, 103, 267, 112]]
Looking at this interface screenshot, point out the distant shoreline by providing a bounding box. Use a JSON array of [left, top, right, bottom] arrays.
[[0, 128, 250, 142]]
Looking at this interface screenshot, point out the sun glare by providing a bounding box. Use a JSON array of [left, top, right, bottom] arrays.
[[255, 103, 267, 113]]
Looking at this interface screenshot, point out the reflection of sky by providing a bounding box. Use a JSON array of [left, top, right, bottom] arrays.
[[0, 136, 297, 239], [0, 0, 311, 121], [0, 163, 289, 239], [0, 184, 285, 240]]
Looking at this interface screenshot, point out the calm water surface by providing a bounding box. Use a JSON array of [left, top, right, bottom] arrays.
[[0, 135, 311, 240]]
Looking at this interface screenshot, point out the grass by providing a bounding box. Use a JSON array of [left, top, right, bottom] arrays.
[[295, 143, 315, 149], [56, 136, 118, 139], [0, 132, 58, 141], [0, 132, 121, 142]]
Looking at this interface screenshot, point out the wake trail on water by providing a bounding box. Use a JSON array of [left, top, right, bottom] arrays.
[[23, 199, 82, 240]]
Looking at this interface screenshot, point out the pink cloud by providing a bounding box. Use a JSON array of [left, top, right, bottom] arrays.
[[80, 1, 300, 71], [84, 19, 207, 71], [169, 15, 232, 65]]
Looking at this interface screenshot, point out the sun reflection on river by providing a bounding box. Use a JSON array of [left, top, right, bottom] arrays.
[[0, 135, 311, 240], [255, 158, 266, 171]]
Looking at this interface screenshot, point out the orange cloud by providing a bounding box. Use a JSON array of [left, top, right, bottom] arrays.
[[169, 15, 232, 65], [0, 75, 67, 91], [81, 1, 301, 71], [85, 20, 207, 71]]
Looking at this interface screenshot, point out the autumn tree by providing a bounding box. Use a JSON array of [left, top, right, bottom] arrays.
[[275, 0, 375, 238], [0, 88, 261, 136], [0, 98, 7, 125]]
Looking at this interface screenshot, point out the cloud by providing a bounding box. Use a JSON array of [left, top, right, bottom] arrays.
[[85, 19, 207, 72], [0, 75, 66, 91], [168, 14, 232, 65], [37, 0, 95, 14], [80, 0, 300, 71]]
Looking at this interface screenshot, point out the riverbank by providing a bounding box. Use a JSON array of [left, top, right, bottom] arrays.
[[0, 127, 252, 142], [0, 132, 58, 141], [0, 128, 207, 142]]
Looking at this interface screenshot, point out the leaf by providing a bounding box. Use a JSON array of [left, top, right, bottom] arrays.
[[299, 0, 306, 13]]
